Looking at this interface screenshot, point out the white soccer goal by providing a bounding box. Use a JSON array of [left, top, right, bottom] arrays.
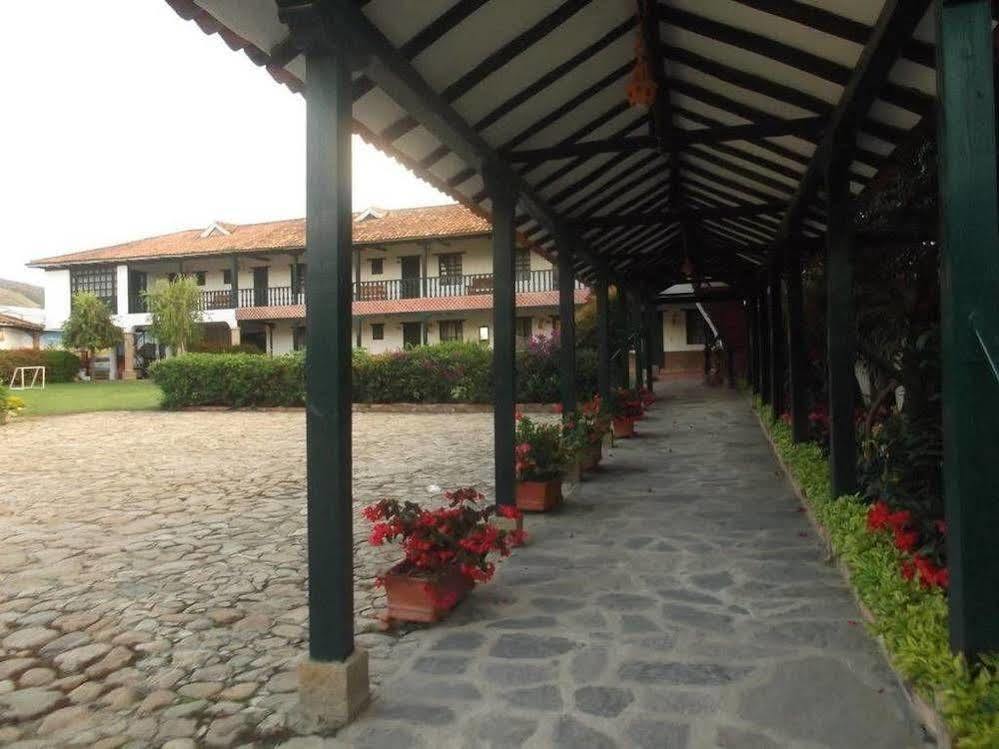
[[9, 366, 45, 390]]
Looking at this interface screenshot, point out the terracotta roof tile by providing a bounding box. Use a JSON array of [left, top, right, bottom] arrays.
[[0, 313, 44, 331], [30, 204, 491, 268]]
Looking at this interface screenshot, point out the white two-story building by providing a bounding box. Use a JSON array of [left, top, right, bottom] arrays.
[[30, 204, 588, 378]]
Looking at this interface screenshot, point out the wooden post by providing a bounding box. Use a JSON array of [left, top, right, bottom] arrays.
[[617, 287, 631, 389], [631, 290, 645, 392], [557, 245, 577, 414], [303, 45, 355, 663], [936, 0, 999, 661], [785, 243, 808, 442], [747, 297, 758, 394], [768, 265, 785, 417], [485, 165, 517, 508], [230, 255, 239, 308], [596, 270, 612, 405], [825, 140, 857, 497], [643, 293, 655, 386], [757, 288, 771, 404]]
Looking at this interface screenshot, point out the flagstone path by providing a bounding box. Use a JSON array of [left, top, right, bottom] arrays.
[[0, 382, 927, 747]]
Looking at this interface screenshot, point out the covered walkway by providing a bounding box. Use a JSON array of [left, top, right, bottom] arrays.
[[331, 381, 922, 748]]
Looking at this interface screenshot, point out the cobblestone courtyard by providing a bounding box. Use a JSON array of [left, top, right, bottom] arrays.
[[0, 384, 925, 747]]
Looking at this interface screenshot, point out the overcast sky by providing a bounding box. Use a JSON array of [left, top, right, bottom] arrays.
[[0, 1, 448, 287]]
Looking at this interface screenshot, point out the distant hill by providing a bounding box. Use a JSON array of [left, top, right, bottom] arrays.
[[0, 279, 43, 308]]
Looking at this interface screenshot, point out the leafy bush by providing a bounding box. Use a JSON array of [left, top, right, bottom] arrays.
[[0, 384, 25, 421], [151, 352, 304, 408], [153, 341, 600, 408], [516, 333, 598, 403], [757, 402, 998, 747], [0, 348, 82, 383]]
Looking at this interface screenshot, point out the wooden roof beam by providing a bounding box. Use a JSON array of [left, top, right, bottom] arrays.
[[572, 201, 788, 229], [778, 0, 933, 240], [505, 118, 823, 163]]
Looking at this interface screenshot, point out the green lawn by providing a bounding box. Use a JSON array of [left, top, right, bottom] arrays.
[[13, 380, 163, 416]]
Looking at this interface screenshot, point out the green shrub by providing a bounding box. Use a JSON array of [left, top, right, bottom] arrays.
[[153, 342, 601, 408], [151, 352, 304, 408], [0, 348, 82, 384], [755, 401, 999, 747]]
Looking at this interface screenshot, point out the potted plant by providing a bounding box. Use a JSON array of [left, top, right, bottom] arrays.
[[364, 487, 524, 623], [577, 398, 608, 471], [611, 388, 643, 438], [515, 415, 566, 511]]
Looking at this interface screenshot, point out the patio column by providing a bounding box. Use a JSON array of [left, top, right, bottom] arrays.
[[294, 30, 369, 726], [557, 244, 576, 414], [122, 330, 136, 381], [617, 287, 631, 389], [785, 243, 808, 442], [230, 255, 239, 308], [747, 297, 758, 394], [643, 293, 655, 387], [631, 290, 645, 392], [936, 0, 999, 661], [596, 269, 611, 405], [485, 165, 517, 508], [825, 139, 857, 497], [757, 287, 771, 405], [768, 264, 785, 417]]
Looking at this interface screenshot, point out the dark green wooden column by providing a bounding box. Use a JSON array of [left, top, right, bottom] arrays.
[[936, 0, 999, 661], [747, 297, 758, 394], [303, 45, 354, 663], [631, 290, 645, 392], [643, 294, 655, 386], [757, 288, 771, 405], [596, 270, 612, 404], [825, 141, 858, 497], [785, 244, 808, 442], [617, 287, 630, 389], [768, 265, 785, 416], [486, 166, 517, 508], [557, 244, 577, 414], [230, 255, 239, 308]]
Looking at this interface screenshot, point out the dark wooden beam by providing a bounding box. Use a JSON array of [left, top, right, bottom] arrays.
[[506, 118, 824, 163], [778, 0, 934, 238], [573, 201, 787, 229], [936, 0, 999, 661]]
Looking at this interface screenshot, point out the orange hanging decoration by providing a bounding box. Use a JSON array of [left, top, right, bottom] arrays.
[[627, 1, 658, 109]]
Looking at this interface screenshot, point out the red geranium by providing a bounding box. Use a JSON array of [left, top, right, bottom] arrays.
[[363, 487, 525, 588]]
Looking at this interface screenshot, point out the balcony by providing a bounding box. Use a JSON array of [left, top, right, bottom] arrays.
[[126, 270, 585, 315]]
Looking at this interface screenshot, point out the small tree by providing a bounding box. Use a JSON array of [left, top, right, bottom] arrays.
[[62, 292, 122, 377], [145, 276, 203, 355]]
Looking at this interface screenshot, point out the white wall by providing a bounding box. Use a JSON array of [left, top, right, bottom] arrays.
[[0, 327, 37, 350], [42, 269, 71, 331], [662, 304, 703, 353]]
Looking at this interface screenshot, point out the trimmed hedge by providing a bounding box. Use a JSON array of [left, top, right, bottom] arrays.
[[755, 401, 999, 747], [152, 341, 600, 409], [0, 349, 81, 384]]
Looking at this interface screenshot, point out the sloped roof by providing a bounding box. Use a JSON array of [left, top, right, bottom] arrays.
[[29, 204, 491, 268], [0, 313, 44, 332]]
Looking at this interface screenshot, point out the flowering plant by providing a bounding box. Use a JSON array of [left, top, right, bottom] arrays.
[[611, 388, 643, 419], [364, 487, 524, 590], [867, 500, 948, 589], [515, 415, 566, 481], [0, 385, 24, 422], [639, 386, 655, 406]]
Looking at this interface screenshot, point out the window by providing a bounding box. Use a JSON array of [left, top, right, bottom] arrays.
[[370, 258, 383, 275], [371, 323, 384, 341], [478, 325, 490, 342], [223, 269, 233, 285], [516, 317, 532, 340], [438, 253, 462, 283], [195, 271, 206, 286], [439, 319, 463, 342], [292, 263, 307, 295], [685, 308, 707, 345], [515, 249, 531, 280], [70, 266, 117, 313], [293, 325, 306, 351]]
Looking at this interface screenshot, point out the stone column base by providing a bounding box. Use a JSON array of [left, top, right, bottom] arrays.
[[298, 648, 370, 729]]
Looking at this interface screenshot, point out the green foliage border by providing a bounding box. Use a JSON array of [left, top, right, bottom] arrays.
[[754, 399, 998, 747]]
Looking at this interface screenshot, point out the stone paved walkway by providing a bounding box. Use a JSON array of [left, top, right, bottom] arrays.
[[324, 381, 926, 749], [0, 383, 927, 747]]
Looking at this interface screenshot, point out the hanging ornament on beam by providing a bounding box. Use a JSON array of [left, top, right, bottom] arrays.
[[627, 0, 658, 109]]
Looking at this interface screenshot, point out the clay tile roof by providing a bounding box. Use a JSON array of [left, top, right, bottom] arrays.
[[29, 204, 492, 268], [0, 313, 43, 331]]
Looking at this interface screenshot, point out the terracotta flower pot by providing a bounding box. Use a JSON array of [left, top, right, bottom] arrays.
[[382, 564, 472, 623], [612, 416, 636, 438], [580, 442, 602, 471], [515, 478, 563, 512]]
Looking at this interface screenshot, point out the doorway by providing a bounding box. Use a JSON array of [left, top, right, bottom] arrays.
[[400, 256, 421, 299], [253, 267, 269, 306], [402, 322, 422, 349]]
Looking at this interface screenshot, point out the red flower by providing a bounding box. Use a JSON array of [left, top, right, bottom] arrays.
[[885, 509, 912, 531], [552, 403, 563, 414], [914, 557, 949, 589], [515, 410, 524, 421], [934, 519, 947, 536], [498, 505, 522, 520], [867, 501, 892, 531], [892, 526, 920, 553], [901, 560, 916, 581]]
